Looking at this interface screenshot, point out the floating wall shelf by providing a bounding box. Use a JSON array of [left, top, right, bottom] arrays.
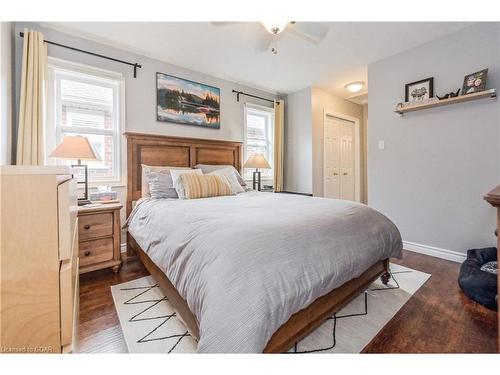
[[394, 88, 497, 114]]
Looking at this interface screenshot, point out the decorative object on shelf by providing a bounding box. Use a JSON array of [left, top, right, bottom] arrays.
[[395, 88, 497, 114], [49, 135, 101, 206], [243, 153, 271, 191], [405, 77, 434, 102], [462, 68, 488, 95], [437, 88, 461, 100], [156, 72, 220, 129]]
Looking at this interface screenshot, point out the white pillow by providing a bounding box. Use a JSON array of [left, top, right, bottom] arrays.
[[209, 168, 245, 194], [141, 164, 190, 197], [170, 168, 203, 199], [195, 164, 247, 188]]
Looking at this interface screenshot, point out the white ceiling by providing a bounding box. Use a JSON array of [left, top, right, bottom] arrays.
[[43, 22, 472, 98]]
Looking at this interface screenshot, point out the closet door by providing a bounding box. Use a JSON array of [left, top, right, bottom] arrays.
[[339, 119, 355, 201], [323, 116, 340, 199], [324, 115, 356, 201]]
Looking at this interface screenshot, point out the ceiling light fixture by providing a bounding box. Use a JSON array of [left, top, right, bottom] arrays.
[[345, 81, 365, 93], [261, 21, 288, 35]]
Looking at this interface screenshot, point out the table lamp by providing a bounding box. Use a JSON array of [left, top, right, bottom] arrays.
[[243, 153, 271, 191], [49, 135, 101, 205]]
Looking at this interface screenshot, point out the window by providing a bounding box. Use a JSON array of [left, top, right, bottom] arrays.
[[244, 104, 274, 181], [46, 58, 124, 185]]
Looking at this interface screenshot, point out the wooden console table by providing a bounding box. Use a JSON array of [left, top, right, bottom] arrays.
[[484, 185, 500, 352]]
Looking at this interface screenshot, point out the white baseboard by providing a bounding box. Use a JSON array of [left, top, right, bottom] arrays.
[[121, 243, 127, 253], [403, 240, 466, 263]]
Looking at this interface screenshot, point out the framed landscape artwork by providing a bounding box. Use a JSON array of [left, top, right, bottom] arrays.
[[156, 72, 221, 129]]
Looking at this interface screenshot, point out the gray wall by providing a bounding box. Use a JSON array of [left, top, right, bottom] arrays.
[[12, 22, 277, 246], [13, 22, 276, 152], [368, 22, 500, 254], [284, 87, 312, 194]]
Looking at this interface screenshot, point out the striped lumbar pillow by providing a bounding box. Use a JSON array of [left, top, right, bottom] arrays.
[[180, 173, 234, 199]]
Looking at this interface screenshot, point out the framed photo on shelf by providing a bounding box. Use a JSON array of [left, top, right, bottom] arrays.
[[405, 77, 434, 103], [462, 69, 488, 95]]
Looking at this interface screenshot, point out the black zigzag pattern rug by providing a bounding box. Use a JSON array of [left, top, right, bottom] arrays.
[[111, 263, 430, 353]]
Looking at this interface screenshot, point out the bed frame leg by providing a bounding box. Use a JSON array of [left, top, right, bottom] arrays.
[[381, 272, 391, 285]]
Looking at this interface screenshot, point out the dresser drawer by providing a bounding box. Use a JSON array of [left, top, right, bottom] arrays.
[[79, 238, 114, 267], [78, 212, 113, 241]]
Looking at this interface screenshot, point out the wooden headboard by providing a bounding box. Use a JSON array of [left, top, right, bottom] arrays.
[[125, 132, 242, 215]]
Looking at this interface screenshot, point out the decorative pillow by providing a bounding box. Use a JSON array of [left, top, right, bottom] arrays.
[[209, 168, 245, 194], [147, 171, 178, 199], [141, 164, 190, 197], [195, 164, 247, 188], [170, 168, 203, 199], [180, 173, 234, 199]]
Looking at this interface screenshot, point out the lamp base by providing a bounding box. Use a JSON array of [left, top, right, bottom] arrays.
[[78, 199, 92, 206], [252, 170, 262, 191]]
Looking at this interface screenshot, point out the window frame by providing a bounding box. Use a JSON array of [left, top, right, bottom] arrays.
[[243, 102, 275, 183], [46, 57, 126, 187]]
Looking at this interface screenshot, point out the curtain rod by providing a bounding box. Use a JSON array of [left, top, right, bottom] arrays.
[[232, 90, 280, 105], [19, 32, 142, 78]]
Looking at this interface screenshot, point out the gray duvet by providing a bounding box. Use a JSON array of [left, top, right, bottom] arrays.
[[126, 192, 402, 353]]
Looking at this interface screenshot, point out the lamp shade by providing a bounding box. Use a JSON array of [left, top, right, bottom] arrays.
[[243, 154, 271, 169], [49, 136, 101, 161]]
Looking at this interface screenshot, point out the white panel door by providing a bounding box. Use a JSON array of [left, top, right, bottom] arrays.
[[323, 117, 340, 199], [340, 119, 355, 201], [324, 116, 355, 201]]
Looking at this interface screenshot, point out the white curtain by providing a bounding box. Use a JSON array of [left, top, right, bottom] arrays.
[[16, 28, 47, 165], [273, 99, 284, 192]]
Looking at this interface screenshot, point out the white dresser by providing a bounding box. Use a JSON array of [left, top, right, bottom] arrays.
[[0, 166, 79, 353]]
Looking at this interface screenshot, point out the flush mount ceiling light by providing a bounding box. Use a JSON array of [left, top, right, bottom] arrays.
[[345, 81, 365, 93], [261, 21, 289, 35]]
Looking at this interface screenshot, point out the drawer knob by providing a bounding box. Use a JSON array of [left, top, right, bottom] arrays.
[[84, 251, 91, 256], [84, 224, 91, 230]]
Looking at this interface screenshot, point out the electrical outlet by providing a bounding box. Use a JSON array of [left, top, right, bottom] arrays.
[[378, 140, 385, 150]]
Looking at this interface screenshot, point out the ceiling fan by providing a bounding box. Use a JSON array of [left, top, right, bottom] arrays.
[[212, 22, 329, 55]]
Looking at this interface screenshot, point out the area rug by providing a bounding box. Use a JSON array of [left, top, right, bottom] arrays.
[[111, 263, 430, 353]]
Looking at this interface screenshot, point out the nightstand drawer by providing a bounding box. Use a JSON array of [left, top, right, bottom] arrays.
[[79, 213, 113, 241], [79, 238, 114, 267]]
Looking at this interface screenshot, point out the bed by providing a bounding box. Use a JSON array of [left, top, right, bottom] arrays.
[[124, 132, 403, 353]]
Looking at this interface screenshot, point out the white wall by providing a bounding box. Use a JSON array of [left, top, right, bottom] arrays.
[[12, 22, 277, 247], [0, 22, 13, 165], [368, 22, 500, 256], [284, 86, 366, 199], [284, 87, 312, 194], [311, 86, 365, 199]]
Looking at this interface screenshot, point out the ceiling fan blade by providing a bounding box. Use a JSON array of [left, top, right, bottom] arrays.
[[256, 32, 274, 53], [210, 22, 240, 27], [287, 22, 329, 44]]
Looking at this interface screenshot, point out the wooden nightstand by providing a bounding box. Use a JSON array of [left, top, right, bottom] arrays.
[[77, 203, 122, 274]]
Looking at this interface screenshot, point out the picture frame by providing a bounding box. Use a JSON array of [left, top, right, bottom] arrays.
[[462, 69, 488, 95], [405, 77, 434, 103], [156, 72, 221, 129]]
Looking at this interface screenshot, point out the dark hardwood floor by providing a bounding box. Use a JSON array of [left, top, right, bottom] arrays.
[[76, 250, 498, 353]]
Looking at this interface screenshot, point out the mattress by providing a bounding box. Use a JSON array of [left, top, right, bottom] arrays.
[[126, 191, 402, 352]]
